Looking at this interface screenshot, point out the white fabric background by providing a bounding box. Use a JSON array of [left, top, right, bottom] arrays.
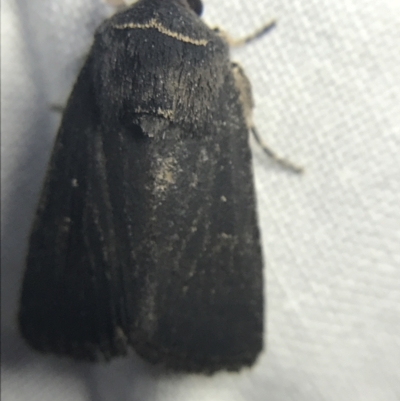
[[2, 0, 400, 400]]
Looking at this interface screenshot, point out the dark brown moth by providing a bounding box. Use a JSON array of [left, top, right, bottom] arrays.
[[19, 0, 265, 373]]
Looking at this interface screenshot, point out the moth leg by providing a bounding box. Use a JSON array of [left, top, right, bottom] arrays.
[[50, 104, 65, 113], [231, 62, 304, 174], [104, 0, 126, 7], [104, 0, 130, 11], [214, 20, 276, 47], [251, 127, 304, 174]]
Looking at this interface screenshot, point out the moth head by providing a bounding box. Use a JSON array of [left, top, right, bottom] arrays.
[[183, 0, 203, 16], [109, 1, 203, 16]]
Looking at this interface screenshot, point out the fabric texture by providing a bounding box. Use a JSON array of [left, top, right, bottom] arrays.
[[2, 0, 399, 400]]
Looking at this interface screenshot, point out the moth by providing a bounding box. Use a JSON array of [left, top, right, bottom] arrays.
[[19, 0, 269, 373]]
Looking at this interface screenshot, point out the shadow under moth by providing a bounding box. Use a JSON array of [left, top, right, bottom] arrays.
[[19, 0, 270, 373]]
